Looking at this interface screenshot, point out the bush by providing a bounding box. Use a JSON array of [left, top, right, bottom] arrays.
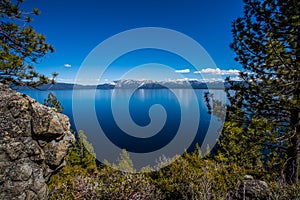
[[151, 149, 245, 200], [48, 142, 300, 199], [48, 148, 163, 200]]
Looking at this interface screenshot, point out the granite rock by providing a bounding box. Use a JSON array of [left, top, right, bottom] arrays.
[[0, 84, 75, 199]]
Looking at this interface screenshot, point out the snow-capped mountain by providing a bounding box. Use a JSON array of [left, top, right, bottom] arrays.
[[12, 79, 230, 90], [101, 79, 226, 89]]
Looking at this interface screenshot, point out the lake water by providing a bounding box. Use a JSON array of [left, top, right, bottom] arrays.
[[20, 89, 225, 169]]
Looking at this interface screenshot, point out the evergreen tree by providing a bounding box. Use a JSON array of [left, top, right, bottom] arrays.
[[44, 92, 64, 113], [0, 0, 55, 86], [77, 130, 97, 168], [227, 0, 299, 184], [113, 149, 135, 172], [65, 130, 96, 169]]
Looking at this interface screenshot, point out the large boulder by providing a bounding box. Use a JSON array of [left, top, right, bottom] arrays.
[[226, 175, 269, 200], [0, 84, 75, 199]]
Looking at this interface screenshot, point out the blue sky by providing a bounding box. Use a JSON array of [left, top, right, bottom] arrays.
[[24, 0, 244, 84]]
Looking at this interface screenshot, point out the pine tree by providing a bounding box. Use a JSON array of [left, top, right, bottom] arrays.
[[0, 0, 56, 86], [65, 130, 96, 169], [75, 130, 96, 168], [228, 0, 299, 184], [44, 92, 64, 113], [115, 149, 135, 172]]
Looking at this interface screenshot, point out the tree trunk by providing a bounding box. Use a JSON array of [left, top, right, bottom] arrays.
[[285, 109, 300, 184]]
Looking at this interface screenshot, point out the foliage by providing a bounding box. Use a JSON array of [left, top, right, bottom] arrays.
[[151, 147, 245, 200], [48, 140, 300, 200], [44, 92, 64, 113], [68, 130, 97, 169], [48, 168, 99, 200], [268, 181, 300, 200], [225, 0, 300, 184], [98, 167, 164, 200], [48, 147, 163, 200], [109, 149, 135, 173], [48, 130, 97, 191], [215, 117, 280, 176], [0, 0, 56, 86]]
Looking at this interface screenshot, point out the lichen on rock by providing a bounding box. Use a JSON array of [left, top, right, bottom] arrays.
[[0, 84, 75, 200]]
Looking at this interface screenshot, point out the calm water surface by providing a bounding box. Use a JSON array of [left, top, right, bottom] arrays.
[[20, 89, 224, 153]]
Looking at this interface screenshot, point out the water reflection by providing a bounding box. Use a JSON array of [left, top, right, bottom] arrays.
[[19, 89, 225, 154]]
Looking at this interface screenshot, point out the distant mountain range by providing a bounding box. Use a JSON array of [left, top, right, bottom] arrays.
[[12, 79, 235, 90]]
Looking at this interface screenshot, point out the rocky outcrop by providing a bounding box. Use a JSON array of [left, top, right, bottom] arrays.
[[0, 84, 75, 199], [226, 175, 269, 200]]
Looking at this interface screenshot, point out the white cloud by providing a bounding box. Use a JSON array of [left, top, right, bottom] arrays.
[[194, 68, 240, 75], [175, 69, 190, 73], [64, 64, 71, 68], [57, 78, 74, 83], [229, 76, 243, 81], [200, 78, 224, 82]]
